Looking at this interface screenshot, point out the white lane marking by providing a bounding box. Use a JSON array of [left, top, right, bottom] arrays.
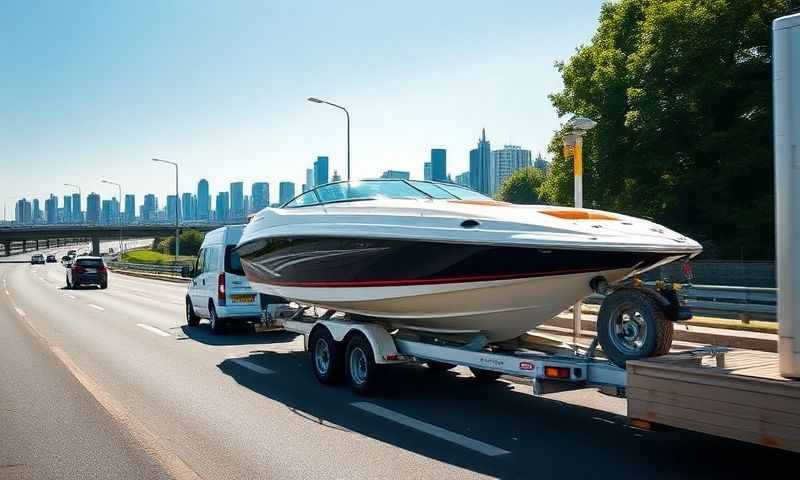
[[229, 358, 274, 375], [350, 402, 511, 456], [136, 323, 171, 337], [88, 304, 105, 311], [14, 307, 26, 317], [62, 293, 76, 299]]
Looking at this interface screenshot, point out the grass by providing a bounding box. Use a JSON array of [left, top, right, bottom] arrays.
[[121, 248, 196, 266]]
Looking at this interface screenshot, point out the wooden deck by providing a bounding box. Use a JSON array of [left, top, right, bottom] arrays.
[[627, 349, 800, 453]]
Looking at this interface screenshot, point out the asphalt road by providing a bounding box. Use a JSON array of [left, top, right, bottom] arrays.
[[1, 243, 796, 479]]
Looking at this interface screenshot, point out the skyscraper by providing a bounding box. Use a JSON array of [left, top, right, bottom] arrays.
[[15, 199, 32, 224], [166, 195, 180, 222], [533, 152, 548, 171], [63, 195, 72, 224], [181, 193, 194, 221], [431, 149, 447, 182], [230, 182, 244, 219], [125, 194, 136, 223], [45, 194, 58, 224], [424, 162, 432, 181], [490, 145, 532, 195], [251, 182, 269, 211], [32, 199, 41, 224], [455, 171, 470, 187], [305, 169, 314, 191], [197, 179, 210, 220], [215, 192, 229, 221], [279, 182, 295, 205], [380, 170, 410, 179], [101, 200, 113, 224], [142, 194, 158, 222], [469, 128, 491, 195], [72, 193, 81, 222], [86, 193, 101, 224], [314, 156, 329, 187]]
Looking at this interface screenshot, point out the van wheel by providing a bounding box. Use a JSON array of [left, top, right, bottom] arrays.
[[186, 298, 200, 326], [209, 303, 225, 334], [309, 327, 343, 384]]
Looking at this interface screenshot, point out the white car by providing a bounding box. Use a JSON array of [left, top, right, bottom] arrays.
[[185, 225, 263, 333]]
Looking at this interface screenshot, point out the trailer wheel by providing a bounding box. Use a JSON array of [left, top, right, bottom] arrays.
[[426, 361, 456, 372], [469, 367, 503, 382], [345, 334, 382, 395], [309, 327, 343, 384], [597, 289, 673, 368]]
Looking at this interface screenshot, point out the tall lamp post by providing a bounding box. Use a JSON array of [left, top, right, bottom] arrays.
[[307, 97, 351, 181], [152, 158, 180, 262], [563, 115, 597, 347], [101, 179, 124, 254]]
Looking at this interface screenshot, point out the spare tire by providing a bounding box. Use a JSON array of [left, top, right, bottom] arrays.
[[597, 288, 673, 368]]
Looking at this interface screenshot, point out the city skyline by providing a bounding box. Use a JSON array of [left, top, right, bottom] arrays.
[[0, 2, 602, 202]]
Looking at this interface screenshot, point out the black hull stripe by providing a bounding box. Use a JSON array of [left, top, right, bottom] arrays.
[[247, 266, 619, 288]]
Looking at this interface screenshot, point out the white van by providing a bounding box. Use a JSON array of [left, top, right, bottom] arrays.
[[185, 225, 262, 333]]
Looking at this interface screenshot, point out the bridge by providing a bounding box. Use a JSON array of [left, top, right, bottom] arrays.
[[0, 222, 242, 256]]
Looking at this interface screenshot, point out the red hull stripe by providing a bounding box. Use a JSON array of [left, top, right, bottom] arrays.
[[255, 266, 620, 288]]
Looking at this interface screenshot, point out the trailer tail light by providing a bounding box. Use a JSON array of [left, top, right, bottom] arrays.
[[218, 272, 226, 306], [544, 366, 571, 379]]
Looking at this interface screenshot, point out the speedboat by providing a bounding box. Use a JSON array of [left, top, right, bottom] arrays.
[[236, 179, 702, 342]]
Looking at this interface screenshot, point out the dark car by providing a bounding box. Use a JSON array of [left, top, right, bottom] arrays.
[[66, 256, 108, 289], [30, 254, 45, 265], [46, 254, 57, 263]]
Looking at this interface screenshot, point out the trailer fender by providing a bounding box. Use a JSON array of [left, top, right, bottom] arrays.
[[321, 320, 405, 364]]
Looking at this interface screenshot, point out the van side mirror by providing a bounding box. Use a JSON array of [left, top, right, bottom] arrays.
[[181, 266, 194, 278]]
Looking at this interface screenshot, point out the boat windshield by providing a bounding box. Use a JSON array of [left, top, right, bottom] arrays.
[[282, 179, 490, 207], [315, 180, 429, 203]]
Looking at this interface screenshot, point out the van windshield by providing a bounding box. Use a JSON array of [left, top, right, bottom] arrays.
[[225, 245, 245, 276]]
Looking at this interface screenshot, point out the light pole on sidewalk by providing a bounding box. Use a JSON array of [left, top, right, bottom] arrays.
[[308, 97, 351, 181], [152, 158, 180, 262], [563, 115, 597, 347]]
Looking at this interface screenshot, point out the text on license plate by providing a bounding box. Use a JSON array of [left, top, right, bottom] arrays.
[[231, 294, 256, 303], [86, 268, 96, 273]]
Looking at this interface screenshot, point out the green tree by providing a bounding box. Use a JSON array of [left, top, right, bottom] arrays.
[[155, 229, 205, 257], [545, 0, 798, 259], [496, 168, 549, 204]]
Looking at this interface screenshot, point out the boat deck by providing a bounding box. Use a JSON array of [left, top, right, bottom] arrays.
[[627, 349, 800, 452]]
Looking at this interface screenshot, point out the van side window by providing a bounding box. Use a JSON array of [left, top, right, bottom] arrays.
[[205, 247, 219, 270], [195, 248, 205, 275]]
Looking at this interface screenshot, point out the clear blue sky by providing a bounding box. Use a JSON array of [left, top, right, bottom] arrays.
[[0, 0, 602, 210]]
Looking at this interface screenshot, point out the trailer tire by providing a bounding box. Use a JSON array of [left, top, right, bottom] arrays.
[[469, 367, 503, 382], [597, 288, 674, 368], [426, 361, 456, 372], [345, 334, 382, 395], [309, 327, 343, 385]]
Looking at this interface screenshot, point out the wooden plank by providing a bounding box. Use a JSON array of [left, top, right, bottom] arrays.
[[628, 399, 800, 440], [627, 363, 800, 400], [627, 375, 800, 414], [627, 386, 800, 428], [628, 405, 800, 453]]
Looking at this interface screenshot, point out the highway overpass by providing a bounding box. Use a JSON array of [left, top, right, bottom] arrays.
[[0, 222, 241, 255]]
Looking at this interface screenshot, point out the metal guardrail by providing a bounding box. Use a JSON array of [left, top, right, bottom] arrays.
[[586, 283, 777, 320], [109, 261, 189, 277]]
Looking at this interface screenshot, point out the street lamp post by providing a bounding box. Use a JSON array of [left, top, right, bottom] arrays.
[[563, 115, 597, 348], [308, 97, 350, 181], [152, 158, 180, 262], [101, 179, 124, 254]]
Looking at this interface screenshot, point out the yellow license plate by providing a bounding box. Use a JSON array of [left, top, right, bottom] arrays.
[[231, 294, 256, 303]]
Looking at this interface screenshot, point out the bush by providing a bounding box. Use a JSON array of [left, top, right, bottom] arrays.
[[495, 168, 548, 205], [155, 229, 205, 256]]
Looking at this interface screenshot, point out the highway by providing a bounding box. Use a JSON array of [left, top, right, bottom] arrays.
[[1, 244, 796, 479]]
